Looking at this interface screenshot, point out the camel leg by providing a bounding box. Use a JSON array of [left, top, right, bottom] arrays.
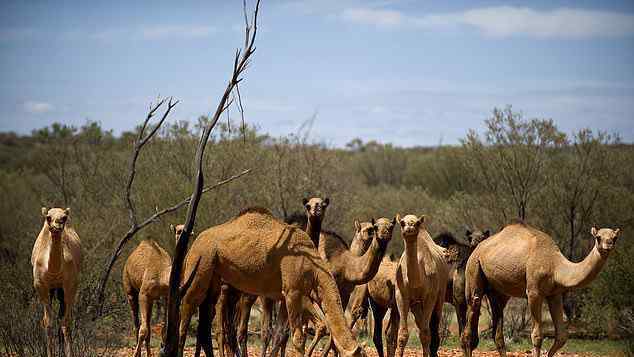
[[547, 294, 568, 357], [134, 294, 153, 357], [455, 301, 467, 342], [60, 285, 76, 357], [305, 322, 327, 357], [38, 288, 55, 357], [196, 288, 217, 357], [462, 260, 485, 357], [285, 290, 306, 357], [410, 302, 434, 357], [260, 298, 274, 357], [429, 301, 443, 357], [271, 301, 289, 357], [527, 292, 544, 357], [384, 307, 399, 357], [179, 301, 197, 355], [487, 291, 509, 357], [127, 291, 141, 340], [394, 290, 409, 357], [237, 294, 257, 357], [369, 298, 387, 357]]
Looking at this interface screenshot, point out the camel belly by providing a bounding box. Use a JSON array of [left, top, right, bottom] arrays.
[[216, 255, 284, 299], [480, 253, 527, 297]]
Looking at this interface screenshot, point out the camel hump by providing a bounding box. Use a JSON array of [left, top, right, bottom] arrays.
[[237, 206, 274, 217]]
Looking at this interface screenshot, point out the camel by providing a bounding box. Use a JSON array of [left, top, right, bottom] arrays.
[[178, 207, 364, 357], [223, 198, 331, 357], [32, 207, 81, 357], [346, 255, 400, 357], [122, 224, 189, 357], [306, 218, 395, 357], [394, 214, 449, 357], [462, 223, 622, 357], [435, 230, 490, 342]]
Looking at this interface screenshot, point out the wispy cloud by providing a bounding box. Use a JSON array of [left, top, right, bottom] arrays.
[[24, 101, 54, 114], [341, 6, 634, 38]]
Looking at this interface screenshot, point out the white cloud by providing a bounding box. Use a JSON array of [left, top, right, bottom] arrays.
[[341, 6, 634, 38], [140, 25, 217, 39], [24, 101, 55, 114]]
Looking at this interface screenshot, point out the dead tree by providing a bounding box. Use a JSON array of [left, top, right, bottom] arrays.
[[160, 1, 262, 356], [94, 97, 251, 316]]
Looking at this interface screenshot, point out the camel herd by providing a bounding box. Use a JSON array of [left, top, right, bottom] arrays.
[[32, 199, 622, 357]]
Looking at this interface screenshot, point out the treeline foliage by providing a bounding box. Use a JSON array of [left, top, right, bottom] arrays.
[[0, 107, 632, 355]]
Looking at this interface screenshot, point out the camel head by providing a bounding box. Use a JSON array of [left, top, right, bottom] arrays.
[[170, 224, 192, 243], [302, 197, 329, 223], [374, 217, 396, 244], [591, 227, 621, 254], [466, 229, 491, 247], [353, 220, 376, 247], [396, 213, 425, 240], [41, 207, 70, 235]]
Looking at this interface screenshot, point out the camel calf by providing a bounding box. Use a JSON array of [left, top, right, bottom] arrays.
[[123, 224, 188, 357], [32, 207, 81, 357]]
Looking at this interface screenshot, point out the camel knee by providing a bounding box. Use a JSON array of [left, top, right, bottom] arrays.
[[530, 328, 543, 348]]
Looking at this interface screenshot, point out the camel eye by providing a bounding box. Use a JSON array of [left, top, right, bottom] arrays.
[[46, 216, 52, 223], [305, 204, 311, 210]]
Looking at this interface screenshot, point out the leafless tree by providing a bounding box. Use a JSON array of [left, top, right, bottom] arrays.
[[160, 1, 261, 356]]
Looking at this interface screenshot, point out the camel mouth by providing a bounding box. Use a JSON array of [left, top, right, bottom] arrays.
[[49, 225, 64, 233]]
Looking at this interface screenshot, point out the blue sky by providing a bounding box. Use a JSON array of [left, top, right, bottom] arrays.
[[1, 0, 633, 146]]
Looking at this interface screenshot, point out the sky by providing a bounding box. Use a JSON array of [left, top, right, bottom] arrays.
[[1, 0, 634, 147]]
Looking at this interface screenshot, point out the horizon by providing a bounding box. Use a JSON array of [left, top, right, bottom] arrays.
[[1, 0, 633, 147]]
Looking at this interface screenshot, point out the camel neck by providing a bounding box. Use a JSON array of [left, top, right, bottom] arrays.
[[555, 242, 608, 291], [306, 218, 322, 247], [343, 235, 389, 285], [47, 231, 64, 274], [350, 232, 371, 256], [404, 235, 424, 288]]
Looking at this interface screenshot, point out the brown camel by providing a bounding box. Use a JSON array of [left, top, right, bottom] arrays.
[[224, 198, 331, 357], [435, 230, 490, 343], [32, 207, 81, 357], [462, 223, 622, 357], [178, 208, 364, 357], [123, 224, 189, 357], [394, 214, 449, 357]]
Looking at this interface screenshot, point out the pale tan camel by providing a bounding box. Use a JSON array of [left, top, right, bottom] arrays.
[[394, 214, 449, 357], [435, 230, 490, 344], [32, 207, 81, 357], [462, 223, 622, 357], [178, 208, 364, 357], [123, 224, 188, 357]]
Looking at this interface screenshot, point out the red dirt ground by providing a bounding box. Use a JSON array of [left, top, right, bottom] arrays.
[[112, 347, 595, 357]]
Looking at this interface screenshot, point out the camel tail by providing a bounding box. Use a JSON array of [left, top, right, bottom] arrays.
[[179, 257, 201, 298]]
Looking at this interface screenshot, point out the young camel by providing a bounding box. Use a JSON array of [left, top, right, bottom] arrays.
[[394, 214, 449, 357], [32, 207, 81, 357], [123, 224, 189, 357], [435, 230, 490, 342], [462, 223, 622, 357], [178, 208, 364, 357]]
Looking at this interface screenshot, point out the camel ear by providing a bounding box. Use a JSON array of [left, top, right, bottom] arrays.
[[371, 218, 376, 227], [591, 227, 598, 237], [302, 198, 309, 206], [354, 220, 361, 232], [392, 216, 397, 226], [466, 229, 472, 238], [322, 198, 330, 207], [396, 214, 403, 226], [614, 228, 620, 237], [170, 224, 175, 234], [41, 207, 48, 217], [418, 215, 427, 226], [64, 208, 71, 216]]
